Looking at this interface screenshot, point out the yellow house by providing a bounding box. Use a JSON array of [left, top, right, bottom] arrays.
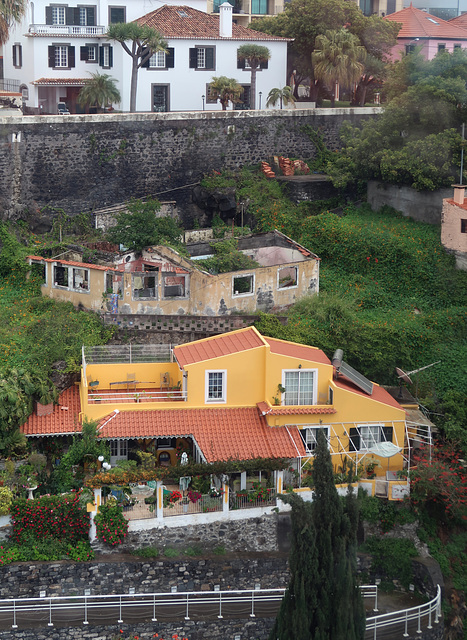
[[21, 327, 427, 497]]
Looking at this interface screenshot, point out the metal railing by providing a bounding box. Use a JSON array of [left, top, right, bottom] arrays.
[[0, 79, 20, 92], [88, 390, 186, 404], [28, 24, 106, 35], [0, 585, 441, 635], [366, 585, 442, 639], [0, 588, 285, 629], [83, 343, 174, 364]]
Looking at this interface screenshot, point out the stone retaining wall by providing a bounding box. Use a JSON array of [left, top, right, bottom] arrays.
[[0, 109, 379, 225]]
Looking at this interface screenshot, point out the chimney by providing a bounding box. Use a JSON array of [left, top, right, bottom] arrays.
[[452, 184, 466, 205], [219, 2, 233, 38]]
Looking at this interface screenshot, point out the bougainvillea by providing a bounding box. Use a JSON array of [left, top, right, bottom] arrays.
[[10, 491, 89, 544], [94, 502, 128, 546], [409, 444, 467, 524]]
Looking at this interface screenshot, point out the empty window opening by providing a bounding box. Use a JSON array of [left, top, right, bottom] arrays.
[[461, 219, 467, 233], [72, 268, 89, 290], [30, 262, 47, 285], [278, 266, 298, 289], [54, 265, 69, 287], [163, 273, 187, 298], [132, 272, 157, 299], [233, 274, 254, 296]]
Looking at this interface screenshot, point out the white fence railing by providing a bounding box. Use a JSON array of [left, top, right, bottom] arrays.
[[0, 585, 441, 636], [83, 343, 174, 364], [88, 390, 186, 404], [28, 24, 106, 35]]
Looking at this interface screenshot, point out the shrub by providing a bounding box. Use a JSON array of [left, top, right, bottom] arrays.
[[0, 538, 94, 564], [0, 487, 13, 516], [131, 546, 159, 558], [94, 502, 128, 546], [363, 537, 417, 589], [10, 492, 89, 544]]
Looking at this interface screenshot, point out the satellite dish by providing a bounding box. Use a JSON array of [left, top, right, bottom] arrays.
[[395, 367, 413, 385]]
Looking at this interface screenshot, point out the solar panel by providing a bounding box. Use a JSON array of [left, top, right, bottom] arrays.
[[339, 361, 374, 395]]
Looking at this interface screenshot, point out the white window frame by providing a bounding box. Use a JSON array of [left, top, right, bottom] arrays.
[[301, 425, 330, 453], [53, 263, 69, 288], [232, 273, 254, 297], [149, 50, 166, 68], [54, 45, 68, 68], [86, 44, 97, 62], [205, 369, 227, 404], [281, 368, 317, 406], [71, 267, 90, 292], [277, 266, 298, 290], [197, 47, 206, 69], [52, 6, 66, 25], [358, 423, 384, 450], [12, 44, 22, 68], [101, 44, 110, 68]]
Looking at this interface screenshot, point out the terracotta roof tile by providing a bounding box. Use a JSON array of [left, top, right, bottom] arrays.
[[174, 326, 266, 367], [136, 5, 291, 41], [385, 5, 467, 39], [446, 197, 467, 210], [450, 14, 467, 29], [32, 78, 89, 85], [264, 337, 331, 365], [257, 401, 336, 416], [28, 256, 112, 271], [97, 407, 305, 461], [21, 386, 82, 436]]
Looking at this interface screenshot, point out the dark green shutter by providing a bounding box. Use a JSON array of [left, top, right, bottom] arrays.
[[166, 47, 174, 68], [65, 7, 74, 24], [237, 55, 245, 69], [68, 46, 75, 67], [260, 59, 268, 69], [349, 428, 360, 452], [80, 46, 89, 61], [87, 6, 95, 25], [141, 47, 150, 68], [205, 47, 214, 69], [99, 46, 104, 66], [108, 46, 113, 68], [48, 45, 55, 67], [45, 6, 52, 24], [382, 426, 393, 442], [189, 48, 197, 68]]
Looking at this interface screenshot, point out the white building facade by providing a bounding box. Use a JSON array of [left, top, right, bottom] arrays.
[[3, 1, 289, 113]]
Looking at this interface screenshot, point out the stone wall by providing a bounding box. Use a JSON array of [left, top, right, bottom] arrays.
[[367, 180, 452, 225], [0, 108, 379, 226]]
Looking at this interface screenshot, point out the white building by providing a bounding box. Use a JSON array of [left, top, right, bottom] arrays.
[[3, 1, 289, 113]]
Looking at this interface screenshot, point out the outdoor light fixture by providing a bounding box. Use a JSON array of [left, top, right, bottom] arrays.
[[259, 91, 262, 109], [202, 94, 205, 111]]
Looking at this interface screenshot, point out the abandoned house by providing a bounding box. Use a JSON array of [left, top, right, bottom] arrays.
[[27, 230, 320, 316]]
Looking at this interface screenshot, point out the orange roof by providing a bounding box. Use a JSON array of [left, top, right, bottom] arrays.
[[446, 197, 467, 210], [21, 386, 82, 436], [264, 337, 331, 365], [257, 401, 336, 416], [97, 407, 305, 462], [32, 78, 89, 85], [28, 256, 112, 271], [334, 377, 403, 411], [450, 14, 467, 29], [136, 5, 291, 41], [385, 5, 467, 39], [174, 326, 266, 367]]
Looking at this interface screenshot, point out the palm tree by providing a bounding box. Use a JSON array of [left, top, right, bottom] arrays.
[[107, 22, 168, 112], [78, 72, 121, 113], [0, 0, 27, 45], [266, 86, 296, 110], [237, 44, 271, 110], [209, 76, 243, 110], [312, 28, 365, 107]]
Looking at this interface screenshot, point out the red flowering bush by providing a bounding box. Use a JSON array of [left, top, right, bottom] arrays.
[[94, 502, 128, 546], [187, 490, 202, 503], [10, 492, 89, 544], [410, 444, 467, 524]]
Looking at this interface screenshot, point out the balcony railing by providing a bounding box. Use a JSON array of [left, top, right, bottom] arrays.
[[0, 79, 21, 93], [88, 389, 186, 404], [28, 24, 106, 35], [83, 344, 174, 365]]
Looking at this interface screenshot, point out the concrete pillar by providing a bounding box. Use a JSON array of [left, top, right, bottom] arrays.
[[275, 470, 284, 495], [89, 487, 101, 542], [222, 481, 229, 513], [240, 471, 247, 490]]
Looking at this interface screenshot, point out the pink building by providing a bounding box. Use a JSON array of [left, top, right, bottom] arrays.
[[441, 185, 467, 271], [385, 4, 467, 60]]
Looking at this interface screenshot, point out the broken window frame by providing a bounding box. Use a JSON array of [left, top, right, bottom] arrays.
[[232, 273, 255, 297], [105, 272, 123, 298], [277, 266, 298, 290], [29, 261, 47, 286], [162, 272, 188, 299], [72, 267, 90, 292], [53, 264, 70, 288], [132, 271, 158, 300]]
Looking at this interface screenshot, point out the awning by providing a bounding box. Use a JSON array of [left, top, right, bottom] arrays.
[[368, 442, 402, 458], [32, 78, 88, 86]]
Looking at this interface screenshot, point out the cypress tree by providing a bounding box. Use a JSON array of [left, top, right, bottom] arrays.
[[270, 429, 365, 640]]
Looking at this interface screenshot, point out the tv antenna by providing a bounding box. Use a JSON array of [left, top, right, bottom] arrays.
[[395, 361, 441, 398]]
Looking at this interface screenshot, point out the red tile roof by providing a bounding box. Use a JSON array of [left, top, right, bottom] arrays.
[[174, 327, 266, 367], [264, 337, 331, 365], [96, 407, 305, 462], [136, 5, 291, 41], [32, 78, 89, 85], [385, 5, 467, 39], [28, 256, 112, 271], [21, 386, 82, 436], [257, 401, 336, 416], [450, 14, 467, 29], [446, 197, 467, 210], [334, 377, 403, 411]]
